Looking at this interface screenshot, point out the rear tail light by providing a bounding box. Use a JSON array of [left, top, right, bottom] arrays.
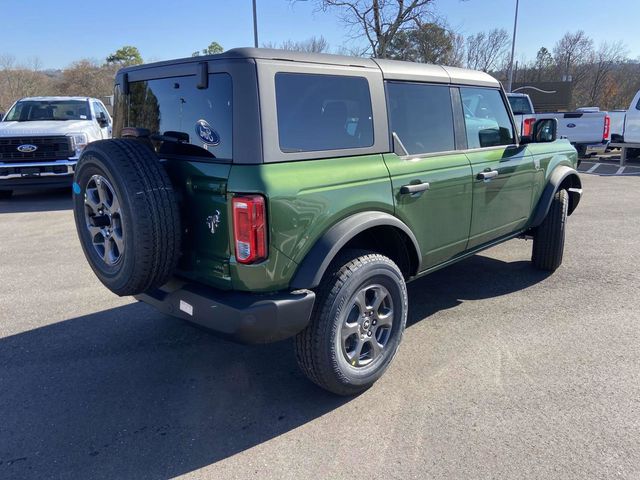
[[232, 194, 267, 264], [522, 117, 536, 137], [603, 115, 611, 141]]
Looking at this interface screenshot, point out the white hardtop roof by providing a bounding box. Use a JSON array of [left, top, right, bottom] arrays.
[[18, 96, 97, 102], [373, 58, 500, 87], [121, 48, 501, 89]]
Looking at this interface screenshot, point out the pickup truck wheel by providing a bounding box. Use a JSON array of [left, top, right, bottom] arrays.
[[294, 250, 408, 396], [532, 189, 568, 271], [0, 190, 12, 199], [73, 139, 180, 296]]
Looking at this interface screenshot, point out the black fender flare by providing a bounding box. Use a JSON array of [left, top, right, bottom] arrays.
[[290, 211, 422, 290], [529, 165, 582, 228]]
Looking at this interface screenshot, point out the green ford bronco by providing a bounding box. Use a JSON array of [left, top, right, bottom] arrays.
[[73, 49, 582, 395]]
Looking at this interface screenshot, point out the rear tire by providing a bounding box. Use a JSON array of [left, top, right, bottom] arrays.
[[294, 250, 408, 396], [73, 139, 181, 296], [0, 190, 12, 199], [532, 189, 568, 271]]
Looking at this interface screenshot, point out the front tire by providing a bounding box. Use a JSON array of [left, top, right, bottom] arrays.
[[294, 251, 408, 396], [532, 189, 568, 271]]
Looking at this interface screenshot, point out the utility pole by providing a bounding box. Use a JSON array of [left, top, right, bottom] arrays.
[[252, 0, 259, 48], [506, 0, 520, 92]]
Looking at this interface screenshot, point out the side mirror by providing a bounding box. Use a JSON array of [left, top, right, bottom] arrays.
[[0, 112, 5, 121], [97, 112, 109, 128], [521, 118, 557, 144]]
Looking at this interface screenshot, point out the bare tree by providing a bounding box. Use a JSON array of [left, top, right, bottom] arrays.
[[552, 31, 593, 83], [587, 41, 627, 105], [263, 36, 330, 53], [449, 32, 465, 67], [302, 0, 435, 58], [58, 59, 116, 98], [0, 55, 54, 111], [465, 28, 510, 72]]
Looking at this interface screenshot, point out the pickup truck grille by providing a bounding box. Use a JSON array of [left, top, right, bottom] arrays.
[[0, 136, 74, 162]]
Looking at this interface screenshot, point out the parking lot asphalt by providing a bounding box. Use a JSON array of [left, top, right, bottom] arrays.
[[1, 174, 639, 480]]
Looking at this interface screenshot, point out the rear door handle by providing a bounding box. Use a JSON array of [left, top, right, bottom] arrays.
[[400, 182, 430, 194], [477, 169, 499, 180]]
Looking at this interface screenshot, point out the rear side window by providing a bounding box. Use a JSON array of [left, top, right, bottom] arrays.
[[386, 82, 455, 155], [124, 73, 232, 160], [461, 88, 515, 149], [275, 73, 373, 153], [508, 96, 533, 115]]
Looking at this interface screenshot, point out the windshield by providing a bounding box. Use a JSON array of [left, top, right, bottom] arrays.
[[4, 100, 91, 122], [508, 96, 533, 115]]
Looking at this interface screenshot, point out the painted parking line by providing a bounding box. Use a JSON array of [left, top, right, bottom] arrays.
[[578, 162, 640, 176]]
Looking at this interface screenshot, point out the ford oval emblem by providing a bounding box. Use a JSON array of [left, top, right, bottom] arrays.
[[17, 144, 38, 153], [195, 119, 220, 146], [566, 123, 576, 128]]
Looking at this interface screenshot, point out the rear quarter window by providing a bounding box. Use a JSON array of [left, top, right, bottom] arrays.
[[119, 73, 232, 161], [275, 73, 374, 153]]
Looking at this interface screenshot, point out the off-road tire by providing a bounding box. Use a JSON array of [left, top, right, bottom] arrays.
[[532, 189, 568, 271], [0, 190, 12, 199], [294, 250, 408, 396], [73, 139, 181, 296]]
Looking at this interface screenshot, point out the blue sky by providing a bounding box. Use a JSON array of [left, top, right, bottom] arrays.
[[1, 0, 638, 68]]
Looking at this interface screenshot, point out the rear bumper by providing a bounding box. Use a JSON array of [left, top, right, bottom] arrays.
[[583, 142, 609, 155], [136, 280, 316, 344], [0, 159, 76, 190]]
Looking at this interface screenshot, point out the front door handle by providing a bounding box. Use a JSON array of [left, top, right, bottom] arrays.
[[477, 169, 499, 180], [400, 182, 430, 195]]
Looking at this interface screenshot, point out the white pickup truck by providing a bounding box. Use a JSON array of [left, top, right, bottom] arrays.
[[621, 90, 640, 145], [0, 96, 112, 198], [507, 93, 610, 157]]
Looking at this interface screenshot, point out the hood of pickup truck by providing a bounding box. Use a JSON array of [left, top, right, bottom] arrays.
[[0, 120, 94, 136]]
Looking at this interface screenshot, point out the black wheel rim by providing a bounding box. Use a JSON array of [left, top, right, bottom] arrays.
[[340, 284, 394, 368], [83, 175, 124, 266]]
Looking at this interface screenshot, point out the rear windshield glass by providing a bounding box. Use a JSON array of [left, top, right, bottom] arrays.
[[5, 100, 90, 122], [119, 73, 232, 161], [507, 96, 533, 115], [275, 73, 374, 153]]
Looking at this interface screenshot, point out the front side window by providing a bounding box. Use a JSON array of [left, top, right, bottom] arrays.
[[4, 100, 90, 122], [124, 73, 233, 160], [275, 73, 373, 153], [461, 88, 515, 149], [387, 82, 455, 155]]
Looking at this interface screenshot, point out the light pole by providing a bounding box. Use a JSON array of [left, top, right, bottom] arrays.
[[506, 0, 520, 92], [252, 0, 259, 48]]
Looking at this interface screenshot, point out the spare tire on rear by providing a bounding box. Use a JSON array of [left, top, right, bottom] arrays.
[[72, 139, 181, 296]]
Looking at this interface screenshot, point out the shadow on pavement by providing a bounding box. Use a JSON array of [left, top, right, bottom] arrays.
[[0, 254, 550, 479], [407, 254, 551, 326], [0, 188, 72, 214]]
